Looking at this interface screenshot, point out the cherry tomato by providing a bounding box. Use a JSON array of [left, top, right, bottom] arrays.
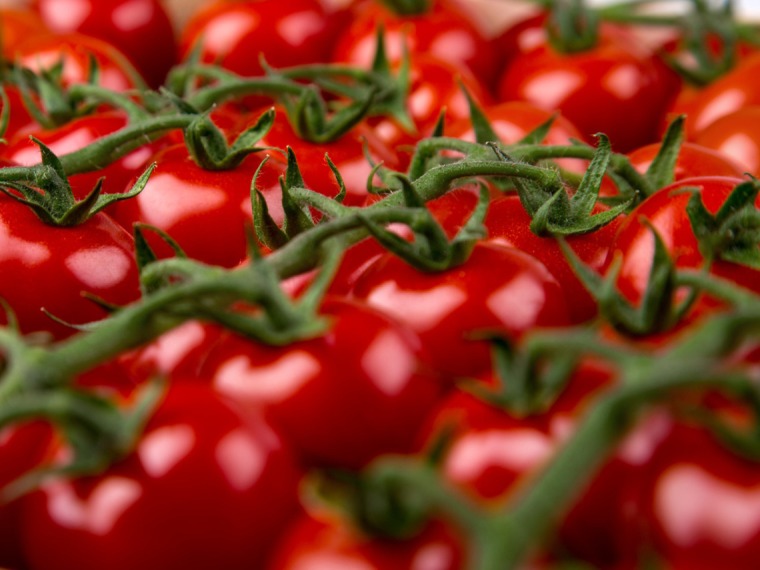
[[198, 297, 442, 469], [640, 422, 760, 570], [179, 0, 347, 77], [693, 107, 760, 176], [608, 176, 756, 324], [110, 144, 285, 267], [498, 30, 678, 152], [351, 241, 572, 382], [0, 194, 140, 339], [0, 9, 50, 59], [21, 384, 302, 570], [32, 0, 177, 88], [266, 509, 463, 570], [14, 33, 144, 92], [333, 0, 498, 88]]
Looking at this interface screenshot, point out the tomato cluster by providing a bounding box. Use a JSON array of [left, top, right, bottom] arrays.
[[1, 1, 760, 569]]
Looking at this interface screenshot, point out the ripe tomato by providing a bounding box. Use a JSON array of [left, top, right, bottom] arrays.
[[3, 111, 163, 203], [110, 144, 285, 267], [607, 176, 755, 324], [351, 241, 572, 382], [0, 194, 140, 339], [627, 141, 746, 184], [14, 33, 144, 92], [498, 30, 678, 152], [31, 0, 177, 88], [0, 9, 50, 58], [266, 509, 463, 570], [333, 0, 498, 88], [693, 107, 760, 176], [640, 422, 760, 570], [179, 0, 347, 77], [198, 297, 442, 469], [21, 384, 302, 570]]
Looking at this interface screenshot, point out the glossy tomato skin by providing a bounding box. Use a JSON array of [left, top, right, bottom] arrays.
[[608, 176, 755, 321], [693, 107, 760, 176], [15, 33, 143, 91], [266, 510, 463, 570], [32, 0, 177, 88], [179, 0, 347, 77], [639, 422, 760, 570], [498, 32, 678, 152], [198, 297, 442, 469], [0, 196, 140, 339], [351, 241, 572, 383], [21, 384, 302, 570], [109, 144, 285, 267], [333, 0, 498, 88], [0, 9, 50, 59], [3, 112, 163, 202], [627, 141, 745, 184]]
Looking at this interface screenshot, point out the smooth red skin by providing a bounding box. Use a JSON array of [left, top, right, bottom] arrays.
[[609, 176, 757, 315], [0, 196, 139, 339], [672, 53, 760, 139], [266, 511, 463, 570], [366, 54, 490, 164], [640, 423, 760, 570], [22, 384, 302, 570], [498, 33, 677, 153], [2, 84, 40, 141], [198, 298, 442, 469], [425, 190, 619, 324], [255, 108, 398, 207], [693, 107, 760, 176], [14, 33, 142, 92], [351, 241, 572, 382], [333, 0, 498, 89], [3, 112, 162, 203], [179, 0, 346, 77], [109, 144, 285, 267], [0, 422, 54, 568], [628, 141, 746, 184], [32, 0, 177, 88]]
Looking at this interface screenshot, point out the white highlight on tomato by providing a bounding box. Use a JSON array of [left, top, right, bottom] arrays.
[[361, 330, 415, 396], [64, 246, 132, 288], [215, 429, 265, 491], [366, 283, 467, 331], [487, 273, 547, 330], [138, 425, 195, 478]]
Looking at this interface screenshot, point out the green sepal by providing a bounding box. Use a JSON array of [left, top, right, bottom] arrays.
[[367, 25, 415, 134], [379, 0, 431, 16], [645, 115, 685, 191], [160, 86, 202, 115], [463, 84, 500, 145], [0, 87, 10, 141], [516, 114, 556, 146], [250, 157, 288, 250], [134, 223, 188, 295], [325, 154, 347, 204], [686, 178, 760, 268], [280, 147, 316, 238], [184, 107, 273, 170]]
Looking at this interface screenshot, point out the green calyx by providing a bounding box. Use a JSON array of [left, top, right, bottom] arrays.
[[547, 0, 600, 54], [0, 138, 155, 227], [378, 0, 431, 16]]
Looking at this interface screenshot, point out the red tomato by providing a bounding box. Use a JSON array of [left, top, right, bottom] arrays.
[[333, 0, 498, 88], [498, 31, 678, 152], [0, 195, 140, 339], [21, 384, 302, 570], [608, 176, 755, 323], [32, 0, 177, 88], [1, 84, 40, 141], [671, 53, 760, 138], [640, 422, 760, 570], [198, 297, 442, 469], [351, 241, 572, 382], [14, 33, 144, 92], [266, 510, 463, 570], [693, 107, 760, 176], [179, 0, 347, 77], [628, 141, 746, 184], [3, 112, 163, 203], [110, 144, 285, 267]]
